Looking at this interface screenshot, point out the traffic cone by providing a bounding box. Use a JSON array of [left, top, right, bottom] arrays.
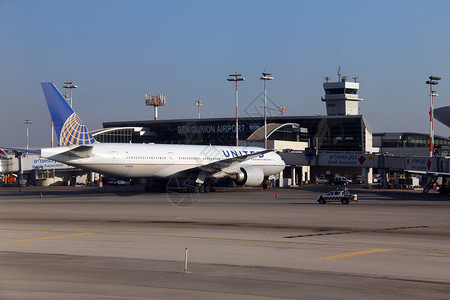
[[261, 187, 263, 192], [40, 192, 42, 198], [275, 192, 278, 198]]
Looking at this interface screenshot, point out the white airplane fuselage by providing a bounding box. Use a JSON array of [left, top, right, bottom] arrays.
[[41, 143, 285, 179]]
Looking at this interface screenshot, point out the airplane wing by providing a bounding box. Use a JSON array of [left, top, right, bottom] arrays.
[[202, 149, 272, 174], [0, 147, 41, 155], [179, 149, 273, 177], [56, 145, 94, 158], [1, 145, 94, 159], [405, 170, 450, 177]]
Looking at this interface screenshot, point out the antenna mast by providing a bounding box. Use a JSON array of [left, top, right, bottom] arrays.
[[194, 99, 203, 119]]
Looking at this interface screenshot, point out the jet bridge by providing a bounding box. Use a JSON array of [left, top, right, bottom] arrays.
[[279, 150, 450, 192]]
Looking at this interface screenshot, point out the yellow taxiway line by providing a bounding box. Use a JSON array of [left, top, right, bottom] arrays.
[[15, 232, 94, 242], [318, 248, 392, 260]]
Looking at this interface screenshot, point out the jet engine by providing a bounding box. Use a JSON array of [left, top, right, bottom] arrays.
[[233, 165, 265, 187]]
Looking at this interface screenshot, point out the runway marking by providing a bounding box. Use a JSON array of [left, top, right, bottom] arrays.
[[318, 248, 392, 260], [284, 226, 429, 239], [15, 232, 94, 242], [3, 228, 450, 256], [1, 228, 355, 247]]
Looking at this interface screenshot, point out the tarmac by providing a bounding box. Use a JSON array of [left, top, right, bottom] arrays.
[[0, 185, 449, 299]]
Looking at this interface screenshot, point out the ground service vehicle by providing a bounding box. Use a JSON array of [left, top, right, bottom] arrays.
[[315, 177, 330, 184], [316, 188, 358, 204]]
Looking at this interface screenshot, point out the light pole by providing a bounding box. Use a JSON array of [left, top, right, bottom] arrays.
[[22, 120, 32, 150], [260, 72, 273, 149], [61, 80, 77, 147], [227, 73, 245, 146], [426, 76, 441, 157], [194, 99, 203, 119], [145, 94, 166, 120], [63, 80, 77, 108]]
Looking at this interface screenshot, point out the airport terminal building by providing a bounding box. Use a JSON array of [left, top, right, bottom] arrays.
[[99, 114, 373, 152], [97, 76, 373, 153], [90, 76, 378, 185]]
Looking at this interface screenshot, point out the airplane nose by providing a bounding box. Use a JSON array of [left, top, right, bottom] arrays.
[[277, 153, 286, 171]]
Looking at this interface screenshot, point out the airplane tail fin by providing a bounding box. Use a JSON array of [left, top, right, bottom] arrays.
[[0, 148, 10, 159], [41, 82, 95, 146]]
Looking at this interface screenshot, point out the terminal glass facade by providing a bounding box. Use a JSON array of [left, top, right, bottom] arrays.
[[101, 115, 369, 152], [94, 128, 135, 143], [374, 133, 450, 148]]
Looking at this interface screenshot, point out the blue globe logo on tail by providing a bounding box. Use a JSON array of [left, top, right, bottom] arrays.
[[41, 82, 96, 146], [60, 113, 95, 146]]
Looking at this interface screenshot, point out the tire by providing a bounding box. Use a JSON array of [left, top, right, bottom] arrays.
[[318, 197, 326, 204], [341, 198, 349, 205]]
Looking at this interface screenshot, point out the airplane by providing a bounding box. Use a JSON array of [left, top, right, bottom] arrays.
[[0, 149, 11, 160], [5, 82, 286, 192]]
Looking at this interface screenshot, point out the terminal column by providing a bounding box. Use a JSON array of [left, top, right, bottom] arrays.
[[291, 167, 296, 186], [278, 170, 284, 188]]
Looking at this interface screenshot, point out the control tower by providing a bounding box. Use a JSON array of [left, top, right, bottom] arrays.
[[321, 68, 363, 116]]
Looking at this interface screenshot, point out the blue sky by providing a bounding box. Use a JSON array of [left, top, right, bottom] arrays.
[[1, 0, 449, 147]]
